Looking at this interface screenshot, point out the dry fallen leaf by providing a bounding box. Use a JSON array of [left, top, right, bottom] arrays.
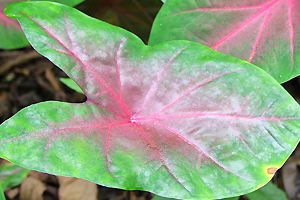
[[20, 176, 46, 200], [5, 188, 19, 199], [58, 177, 97, 200], [282, 150, 300, 199]]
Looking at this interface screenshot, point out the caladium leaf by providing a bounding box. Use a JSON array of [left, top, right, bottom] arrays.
[[149, 0, 300, 83], [1, 1, 300, 199], [0, 0, 84, 49]]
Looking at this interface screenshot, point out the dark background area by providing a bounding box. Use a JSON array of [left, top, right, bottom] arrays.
[[0, 0, 300, 199]]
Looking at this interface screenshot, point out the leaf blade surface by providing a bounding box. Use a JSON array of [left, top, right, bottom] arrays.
[[1, 2, 300, 199]]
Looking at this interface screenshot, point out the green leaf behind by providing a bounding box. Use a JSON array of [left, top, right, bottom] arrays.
[[60, 78, 83, 94], [149, 0, 300, 83], [0, 163, 29, 190]]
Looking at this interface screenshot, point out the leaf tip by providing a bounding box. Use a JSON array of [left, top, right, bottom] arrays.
[[3, 2, 24, 19]]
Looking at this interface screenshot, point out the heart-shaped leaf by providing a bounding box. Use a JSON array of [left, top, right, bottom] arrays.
[[0, 0, 84, 49], [1, 2, 300, 199], [149, 0, 300, 83]]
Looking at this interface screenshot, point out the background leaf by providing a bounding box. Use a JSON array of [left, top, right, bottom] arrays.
[[0, 188, 4, 200], [60, 78, 83, 94], [1, 1, 300, 199], [45, 0, 84, 6], [246, 182, 288, 200], [0, 163, 29, 190], [0, 0, 28, 49], [152, 182, 287, 200], [0, 163, 29, 200], [152, 195, 176, 200], [0, 0, 84, 49], [149, 0, 300, 83], [224, 198, 239, 200]]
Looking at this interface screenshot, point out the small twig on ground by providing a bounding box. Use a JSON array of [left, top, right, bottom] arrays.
[[0, 50, 41, 75]]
